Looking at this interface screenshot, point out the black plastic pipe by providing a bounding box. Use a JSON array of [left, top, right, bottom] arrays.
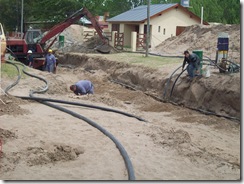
[[163, 65, 182, 98], [4, 59, 136, 180], [18, 96, 146, 122], [169, 68, 187, 97], [35, 98, 136, 180], [167, 56, 240, 121], [4, 61, 22, 94]]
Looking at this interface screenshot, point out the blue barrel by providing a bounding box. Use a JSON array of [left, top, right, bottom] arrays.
[[217, 37, 229, 51]]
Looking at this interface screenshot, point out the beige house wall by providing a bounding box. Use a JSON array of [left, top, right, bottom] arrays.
[[148, 8, 199, 48]]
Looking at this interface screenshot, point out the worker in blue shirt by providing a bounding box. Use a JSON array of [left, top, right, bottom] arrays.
[[182, 50, 200, 78], [70, 80, 94, 95], [45, 49, 57, 73]]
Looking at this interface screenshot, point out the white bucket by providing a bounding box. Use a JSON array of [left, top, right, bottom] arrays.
[[202, 65, 211, 78]]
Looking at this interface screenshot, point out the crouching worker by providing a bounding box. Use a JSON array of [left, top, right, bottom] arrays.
[[70, 80, 94, 95], [182, 50, 200, 78]]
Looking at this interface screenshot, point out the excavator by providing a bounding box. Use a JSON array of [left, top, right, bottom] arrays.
[[7, 7, 111, 70]]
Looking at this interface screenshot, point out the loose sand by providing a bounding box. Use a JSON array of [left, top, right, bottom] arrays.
[[0, 55, 240, 180], [0, 23, 240, 180]]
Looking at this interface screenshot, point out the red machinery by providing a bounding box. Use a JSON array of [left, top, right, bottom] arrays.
[[7, 7, 110, 70]]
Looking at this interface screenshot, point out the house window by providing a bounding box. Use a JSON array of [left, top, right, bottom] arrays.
[[158, 26, 161, 33], [163, 28, 166, 35], [112, 24, 120, 32]]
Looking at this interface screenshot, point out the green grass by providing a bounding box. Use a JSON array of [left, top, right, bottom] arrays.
[[1, 62, 27, 79], [98, 52, 183, 69], [126, 54, 182, 68]]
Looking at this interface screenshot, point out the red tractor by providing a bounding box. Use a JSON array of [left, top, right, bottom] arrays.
[[7, 8, 110, 70]]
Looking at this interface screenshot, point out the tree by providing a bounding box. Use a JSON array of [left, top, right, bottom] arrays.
[[103, 0, 132, 17], [217, 0, 240, 24], [0, 0, 240, 33]]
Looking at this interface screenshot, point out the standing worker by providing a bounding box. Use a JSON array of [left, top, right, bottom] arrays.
[[70, 80, 94, 96], [182, 50, 200, 79], [27, 50, 33, 67], [45, 49, 57, 73]]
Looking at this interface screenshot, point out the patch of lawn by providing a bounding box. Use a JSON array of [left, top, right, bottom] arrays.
[[1, 62, 27, 79], [101, 52, 183, 69]]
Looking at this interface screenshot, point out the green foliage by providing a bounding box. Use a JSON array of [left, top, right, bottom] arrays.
[[0, 0, 240, 33]]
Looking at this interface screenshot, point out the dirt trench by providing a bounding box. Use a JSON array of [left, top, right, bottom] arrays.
[[57, 53, 240, 120], [0, 53, 240, 180]]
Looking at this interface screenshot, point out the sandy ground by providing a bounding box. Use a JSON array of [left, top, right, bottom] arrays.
[[0, 56, 240, 180], [0, 22, 241, 181]]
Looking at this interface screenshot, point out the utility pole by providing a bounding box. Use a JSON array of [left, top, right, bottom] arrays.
[[21, 0, 24, 38], [146, 0, 150, 57], [201, 5, 204, 25]]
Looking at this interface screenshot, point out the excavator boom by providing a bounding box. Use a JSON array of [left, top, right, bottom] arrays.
[[40, 8, 86, 45], [40, 7, 110, 53]]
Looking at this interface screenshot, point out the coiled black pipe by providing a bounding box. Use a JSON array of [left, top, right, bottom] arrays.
[[169, 56, 219, 98], [34, 98, 136, 180], [4, 61, 22, 94], [169, 68, 187, 97], [163, 65, 182, 98], [4, 60, 136, 180], [167, 56, 240, 121], [18, 96, 146, 122], [5, 59, 145, 122], [203, 55, 240, 73]]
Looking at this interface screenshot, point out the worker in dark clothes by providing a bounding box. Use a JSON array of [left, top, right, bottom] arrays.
[[182, 50, 201, 78], [70, 80, 94, 95], [27, 50, 34, 67]]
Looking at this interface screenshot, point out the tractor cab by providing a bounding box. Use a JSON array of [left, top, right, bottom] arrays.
[[24, 29, 42, 52]]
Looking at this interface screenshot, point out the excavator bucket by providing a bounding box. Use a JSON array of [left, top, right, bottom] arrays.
[[95, 43, 111, 54]]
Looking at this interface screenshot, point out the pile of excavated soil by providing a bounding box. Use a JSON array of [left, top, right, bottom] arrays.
[[152, 24, 240, 63], [48, 24, 117, 54]]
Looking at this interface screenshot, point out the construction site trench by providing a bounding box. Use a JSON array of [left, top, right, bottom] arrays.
[[57, 52, 240, 120], [0, 51, 240, 180], [0, 22, 240, 179]]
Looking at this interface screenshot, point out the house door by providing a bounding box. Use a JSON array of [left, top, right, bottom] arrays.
[[176, 26, 186, 36]]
